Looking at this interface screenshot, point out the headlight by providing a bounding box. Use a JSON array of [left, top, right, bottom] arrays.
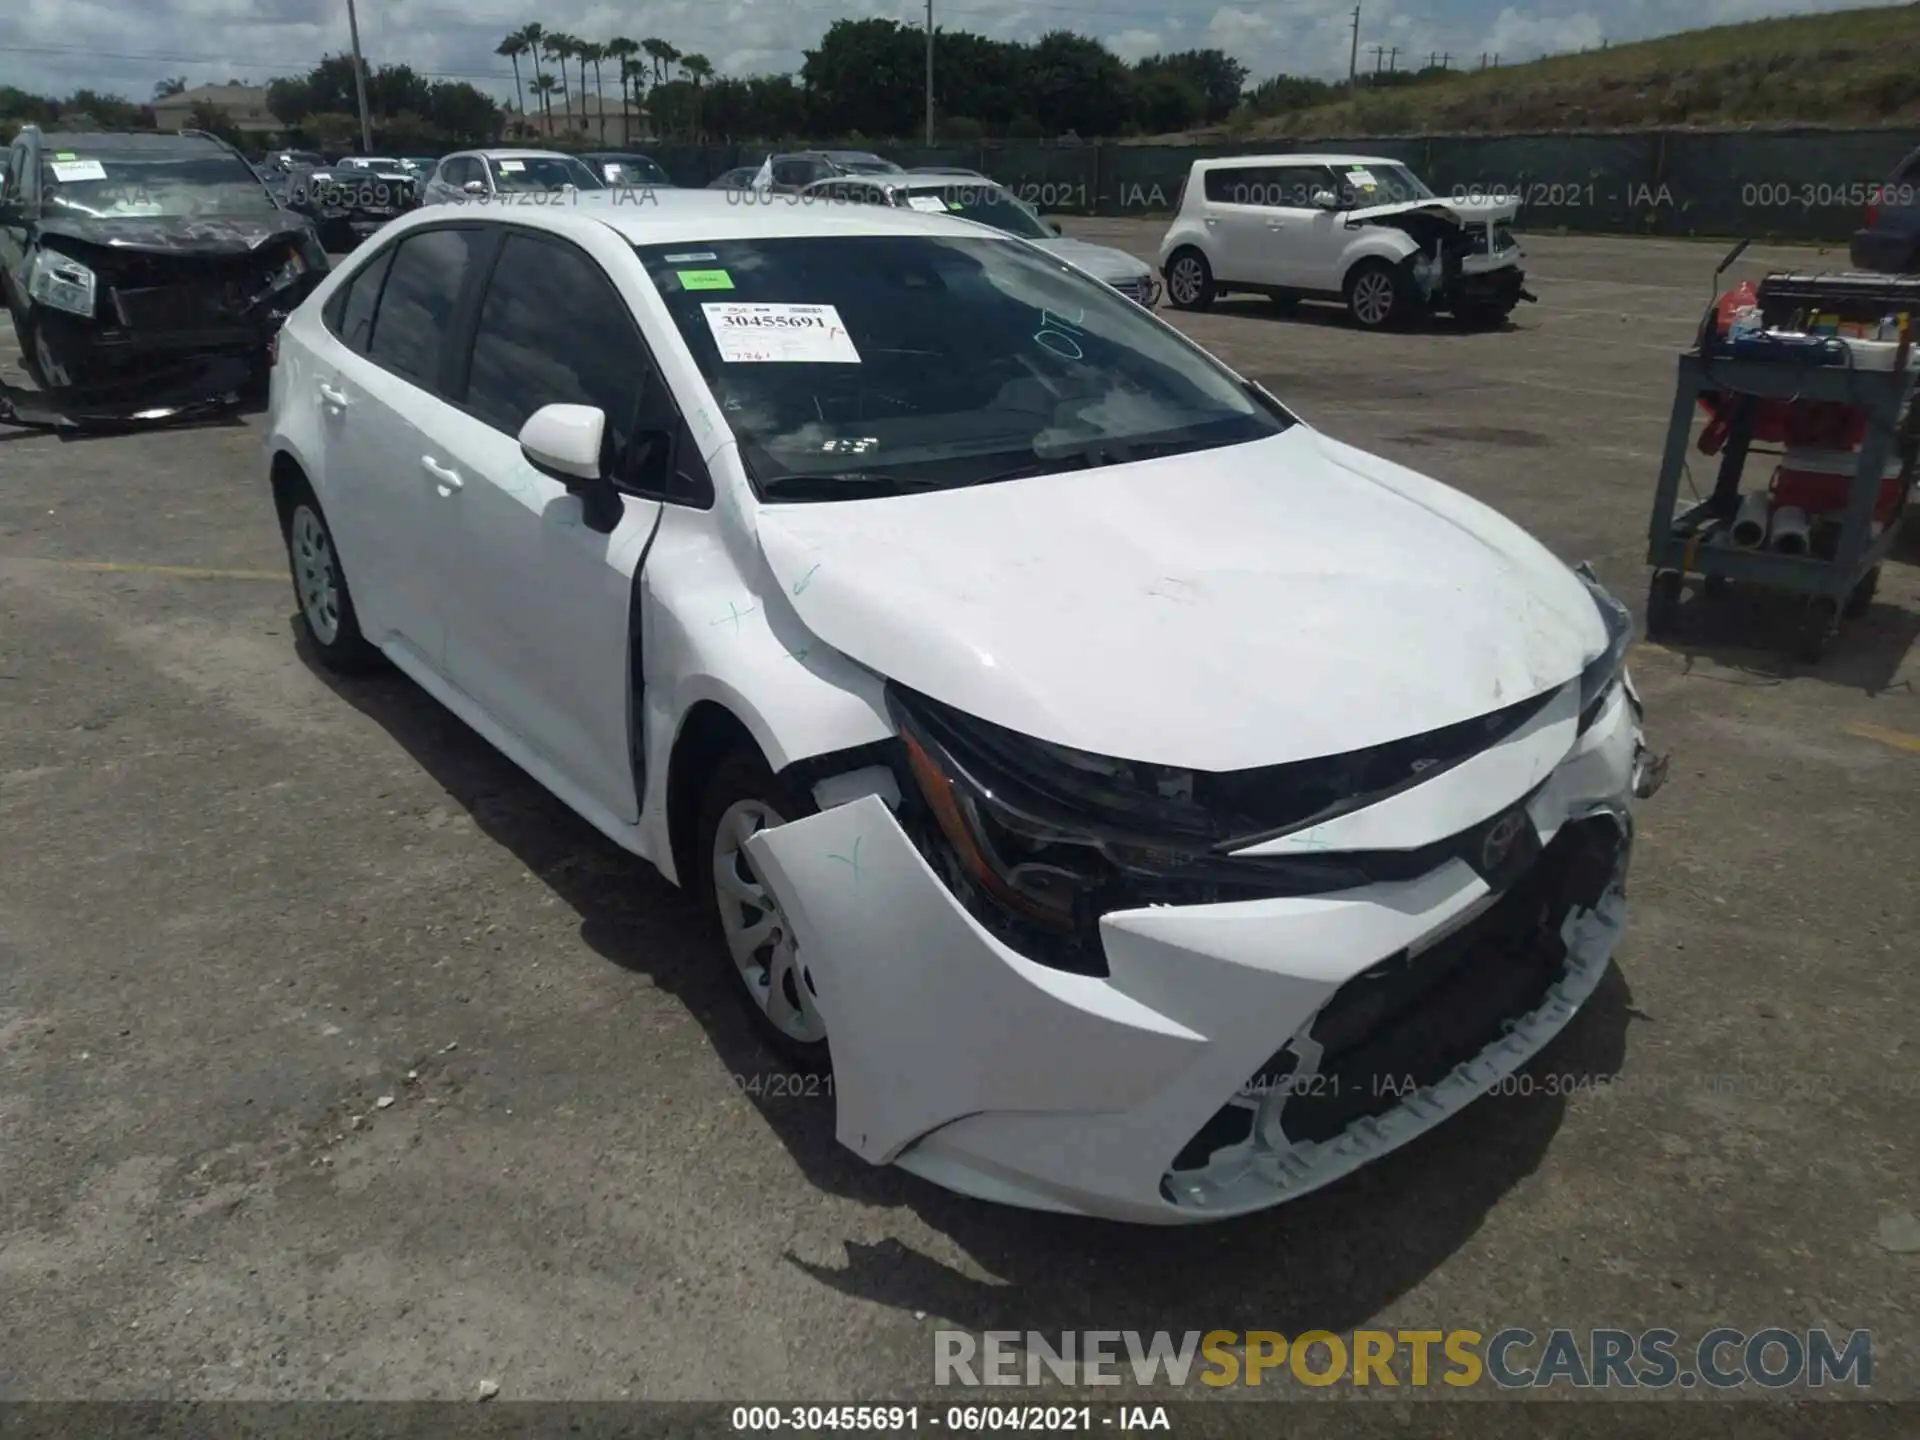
[[1573, 562, 1633, 731], [887, 687, 1382, 944], [27, 249, 97, 318]]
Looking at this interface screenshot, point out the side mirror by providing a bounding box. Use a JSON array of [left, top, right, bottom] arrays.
[[1311, 189, 1341, 210], [520, 403, 607, 483], [463, 179, 487, 195]]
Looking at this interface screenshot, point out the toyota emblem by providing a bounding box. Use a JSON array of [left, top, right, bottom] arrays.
[[1480, 811, 1525, 872]]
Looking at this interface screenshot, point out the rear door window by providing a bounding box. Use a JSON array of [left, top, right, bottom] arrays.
[[324, 243, 397, 353], [1203, 165, 1290, 207], [363, 226, 490, 391]]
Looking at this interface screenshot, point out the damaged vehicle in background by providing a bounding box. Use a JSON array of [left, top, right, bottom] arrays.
[[267, 196, 1662, 1224], [1159, 154, 1535, 329], [0, 125, 328, 392], [284, 156, 421, 252]]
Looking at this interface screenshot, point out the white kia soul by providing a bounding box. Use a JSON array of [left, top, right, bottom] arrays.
[[1158, 153, 1534, 329], [265, 192, 1660, 1223]]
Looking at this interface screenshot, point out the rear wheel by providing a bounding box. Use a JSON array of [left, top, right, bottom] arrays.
[[695, 751, 831, 1075], [1165, 248, 1215, 312]]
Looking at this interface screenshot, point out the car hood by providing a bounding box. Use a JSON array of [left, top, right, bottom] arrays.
[[753, 426, 1604, 770], [1031, 235, 1152, 281], [36, 213, 311, 255], [1348, 196, 1518, 226]]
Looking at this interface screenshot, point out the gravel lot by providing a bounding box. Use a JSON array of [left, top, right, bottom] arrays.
[[1, 223, 1915, 1406]]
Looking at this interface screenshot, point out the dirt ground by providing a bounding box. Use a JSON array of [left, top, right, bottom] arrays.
[[0, 223, 1915, 1406]]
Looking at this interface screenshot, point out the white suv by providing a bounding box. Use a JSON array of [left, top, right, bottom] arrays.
[[1157, 154, 1532, 329]]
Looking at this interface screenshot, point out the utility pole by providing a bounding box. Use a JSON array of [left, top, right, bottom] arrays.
[[1440, 52, 1452, 69], [924, 0, 934, 146], [1369, 43, 1386, 74], [1387, 46, 1399, 71], [1347, 5, 1361, 95], [345, 0, 373, 154]]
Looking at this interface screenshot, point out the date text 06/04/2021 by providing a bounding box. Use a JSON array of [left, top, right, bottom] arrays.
[[730, 1405, 1170, 1432]]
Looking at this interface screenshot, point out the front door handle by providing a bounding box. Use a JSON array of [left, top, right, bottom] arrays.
[[421, 456, 464, 493], [318, 382, 348, 410]]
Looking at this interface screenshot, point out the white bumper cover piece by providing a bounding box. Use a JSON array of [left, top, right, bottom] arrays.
[[743, 679, 1647, 1224]]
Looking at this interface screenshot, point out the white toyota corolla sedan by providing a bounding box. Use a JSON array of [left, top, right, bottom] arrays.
[[264, 193, 1665, 1223]]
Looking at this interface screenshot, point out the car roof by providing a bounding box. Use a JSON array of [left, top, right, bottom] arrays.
[[581, 151, 657, 160], [32, 130, 231, 156], [814, 173, 999, 192], [402, 188, 997, 245], [469, 148, 582, 160], [1195, 152, 1401, 169]]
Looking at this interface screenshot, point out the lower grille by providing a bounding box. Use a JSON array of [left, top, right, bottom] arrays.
[[112, 285, 230, 330], [1169, 814, 1624, 1174], [1110, 275, 1160, 307]]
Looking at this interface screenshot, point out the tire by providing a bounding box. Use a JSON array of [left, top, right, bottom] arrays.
[[1345, 259, 1409, 331], [1164, 248, 1215, 312], [280, 478, 382, 673], [1843, 564, 1880, 618], [1645, 569, 1683, 640], [695, 750, 832, 1075], [21, 308, 91, 390]]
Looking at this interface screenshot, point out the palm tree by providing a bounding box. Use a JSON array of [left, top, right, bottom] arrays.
[[642, 38, 679, 88], [584, 42, 609, 143], [495, 35, 528, 122], [621, 57, 648, 144], [520, 23, 547, 95], [531, 72, 558, 130], [547, 33, 577, 120], [680, 54, 713, 141], [153, 76, 188, 101], [606, 38, 640, 144]]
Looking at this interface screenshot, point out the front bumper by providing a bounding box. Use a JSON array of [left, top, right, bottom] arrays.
[[745, 676, 1656, 1223], [1109, 273, 1162, 308]]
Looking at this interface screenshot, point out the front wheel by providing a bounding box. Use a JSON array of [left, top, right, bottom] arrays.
[[21, 308, 93, 390], [1164, 248, 1215, 312], [281, 480, 382, 672], [1345, 260, 1408, 331], [696, 751, 831, 1074]]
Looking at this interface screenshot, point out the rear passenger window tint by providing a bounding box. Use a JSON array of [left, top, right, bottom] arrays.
[[365, 227, 488, 390], [327, 244, 395, 353], [1204, 166, 1290, 205]]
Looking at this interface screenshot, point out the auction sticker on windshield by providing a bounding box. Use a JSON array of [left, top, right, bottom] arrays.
[[498, 160, 525, 172], [906, 195, 948, 213], [49, 160, 107, 182], [702, 303, 862, 364]]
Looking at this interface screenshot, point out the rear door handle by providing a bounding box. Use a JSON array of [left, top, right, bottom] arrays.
[[421, 456, 464, 493], [318, 382, 348, 410]]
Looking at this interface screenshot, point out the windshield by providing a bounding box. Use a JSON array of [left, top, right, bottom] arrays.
[[636, 234, 1288, 499], [897, 183, 1051, 240], [1337, 161, 1434, 207], [839, 156, 902, 174], [40, 150, 278, 219], [488, 155, 603, 192], [598, 155, 669, 184]]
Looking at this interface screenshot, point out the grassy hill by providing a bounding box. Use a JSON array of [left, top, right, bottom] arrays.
[[1229, 2, 1920, 137]]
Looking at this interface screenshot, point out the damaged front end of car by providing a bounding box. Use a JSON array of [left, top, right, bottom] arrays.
[[5, 222, 325, 428], [738, 575, 1666, 1220], [1366, 202, 1538, 319]]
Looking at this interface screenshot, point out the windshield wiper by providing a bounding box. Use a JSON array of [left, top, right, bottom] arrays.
[[755, 471, 955, 499]]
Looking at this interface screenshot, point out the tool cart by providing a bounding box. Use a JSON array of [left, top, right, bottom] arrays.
[[1644, 262, 1920, 662]]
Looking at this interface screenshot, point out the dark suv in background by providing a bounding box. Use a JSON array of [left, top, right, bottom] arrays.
[[763, 150, 904, 192], [1851, 143, 1920, 273], [0, 124, 326, 389]]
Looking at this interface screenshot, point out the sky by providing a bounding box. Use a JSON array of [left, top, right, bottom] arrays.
[[0, 0, 1903, 108]]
